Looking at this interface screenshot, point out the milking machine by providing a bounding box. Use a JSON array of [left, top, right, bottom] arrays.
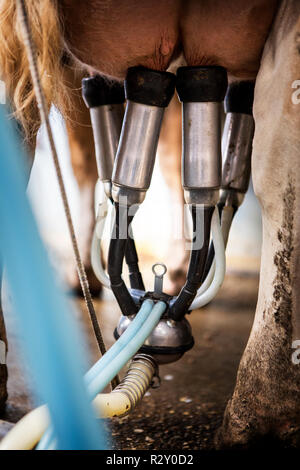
[[200, 80, 255, 284], [83, 68, 256, 371], [0, 1, 259, 449], [84, 66, 223, 370], [82, 75, 125, 200], [0, 65, 256, 450], [114, 66, 228, 363], [221, 81, 255, 207], [82, 75, 145, 292]]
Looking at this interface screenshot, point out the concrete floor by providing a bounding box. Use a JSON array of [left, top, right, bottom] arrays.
[[0, 271, 259, 450]]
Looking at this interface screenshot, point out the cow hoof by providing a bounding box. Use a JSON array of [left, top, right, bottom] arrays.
[[215, 329, 300, 449], [70, 266, 103, 298], [216, 404, 300, 449]]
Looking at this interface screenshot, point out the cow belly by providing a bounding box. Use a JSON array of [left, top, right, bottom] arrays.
[[180, 0, 279, 79], [61, 0, 279, 81], [60, 0, 180, 79]]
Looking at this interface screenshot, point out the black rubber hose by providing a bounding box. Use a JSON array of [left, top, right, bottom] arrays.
[[109, 198, 145, 291], [108, 204, 138, 316], [125, 238, 145, 291], [202, 203, 224, 281], [82, 75, 125, 108], [224, 80, 255, 116], [125, 66, 176, 107], [169, 205, 214, 321]]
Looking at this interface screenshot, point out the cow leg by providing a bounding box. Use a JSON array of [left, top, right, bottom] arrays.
[[217, 0, 300, 448], [0, 261, 8, 413], [63, 67, 101, 296], [158, 95, 190, 295], [0, 136, 36, 412]]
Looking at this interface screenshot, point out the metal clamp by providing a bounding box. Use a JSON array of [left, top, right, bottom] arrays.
[[152, 263, 167, 295]]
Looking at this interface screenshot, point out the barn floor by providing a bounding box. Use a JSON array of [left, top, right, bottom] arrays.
[[0, 271, 259, 450]]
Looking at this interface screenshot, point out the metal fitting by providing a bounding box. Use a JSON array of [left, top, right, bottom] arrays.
[[182, 102, 222, 205], [111, 66, 176, 206], [90, 104, 124, 198], [115, 314, 194, 365], [221, 112, 254, 196], [112, 101, 164, 205], [219, 188, 245, 208], [82, 75, 125, 199], [221, 80, 255, 208], [176, 66, 228, 206]]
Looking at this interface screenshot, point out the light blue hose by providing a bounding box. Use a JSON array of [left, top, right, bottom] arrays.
[[39, 300, 167, 450], [37, 298, 154, 449], [87, 301, 167, 398], [0, 106, 105, 450], [85, 299, 154, 384]]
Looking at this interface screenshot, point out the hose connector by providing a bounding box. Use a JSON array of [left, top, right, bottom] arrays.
[[115, 314, 194, 365], [111, 354, 159, 411], [108, 203, 138, 316]]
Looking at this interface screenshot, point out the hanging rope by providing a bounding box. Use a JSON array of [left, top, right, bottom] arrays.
[[15, 0, 118, 388]]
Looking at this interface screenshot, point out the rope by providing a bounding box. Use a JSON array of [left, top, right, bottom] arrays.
[[15, 0, 118, 387]]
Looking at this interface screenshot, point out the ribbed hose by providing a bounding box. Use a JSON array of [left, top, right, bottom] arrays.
[[0, 354, 158, 450], [110, 354, 157, 411], [37, 300, 166, 449]]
